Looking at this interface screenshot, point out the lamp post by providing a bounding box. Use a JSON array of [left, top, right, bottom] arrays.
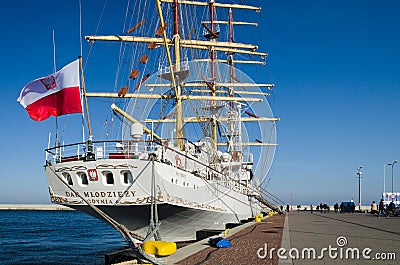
[[388, 160, 398, 196], [383, 164, 386, 194], [357, 166, 363, 211]]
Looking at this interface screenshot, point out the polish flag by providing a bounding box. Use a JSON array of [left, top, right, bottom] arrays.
[[17, 59, 83, 121]]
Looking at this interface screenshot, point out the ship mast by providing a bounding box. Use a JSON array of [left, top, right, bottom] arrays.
[[155, 0, 184, 150], [84, 0, 277, 150], [228, 8, 235, 152], [208, 0, 218, 145], [172, 0, 184, 150]]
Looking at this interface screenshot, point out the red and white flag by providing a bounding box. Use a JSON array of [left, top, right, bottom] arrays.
[[17, 59, 83, 121]]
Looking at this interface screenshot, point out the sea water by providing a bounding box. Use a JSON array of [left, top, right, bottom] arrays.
[[0, 210, 127, 265]]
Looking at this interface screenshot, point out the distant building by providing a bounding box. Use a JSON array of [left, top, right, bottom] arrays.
[[382, 192, 400, 206]]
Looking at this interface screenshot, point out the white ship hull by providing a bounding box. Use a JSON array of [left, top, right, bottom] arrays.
[[46, 158, 262, 242]]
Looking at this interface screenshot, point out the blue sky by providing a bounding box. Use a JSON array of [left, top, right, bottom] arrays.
[[1, 0, 399, 206]]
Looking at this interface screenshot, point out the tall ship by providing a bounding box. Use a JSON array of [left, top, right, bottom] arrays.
[[19, 0, 279, 244]]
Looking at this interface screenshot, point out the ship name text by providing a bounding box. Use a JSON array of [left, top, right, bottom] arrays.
[[65, 190, 136, 198]]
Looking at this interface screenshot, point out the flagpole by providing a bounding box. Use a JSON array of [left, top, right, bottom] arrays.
[[79, 56, 95, 160], [53, 30, 60, 162], [79, 56, 93, 139], [78, 0, 86, 148], [46, 132, 51, 163], [80, 87, 86, 145]]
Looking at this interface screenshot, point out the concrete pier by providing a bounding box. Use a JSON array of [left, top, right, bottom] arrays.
[[105, 214, 285, 265], [0, 204, 73, 211], [161, 212, 400, 264], [279, 211, 400, 265], [169, 214, 285, 264]]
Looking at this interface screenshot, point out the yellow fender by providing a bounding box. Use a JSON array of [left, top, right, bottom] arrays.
[[142, 240, 177, 257], [223, 228, 231, 236], [255, 213, 263, 222]]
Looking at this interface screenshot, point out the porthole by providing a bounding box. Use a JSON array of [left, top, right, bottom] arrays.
[[106, 173, 114, 185], [77, 171, 88, 186], [121, 170, 133, 185], [62, 172, 73, 186], [102, 171, 114, 185]]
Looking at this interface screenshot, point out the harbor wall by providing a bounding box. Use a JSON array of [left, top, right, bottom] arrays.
[[0, 204, 73, 211], [0, 204, 372, 212]]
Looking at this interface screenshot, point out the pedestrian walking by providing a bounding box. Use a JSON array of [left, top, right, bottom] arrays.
[[370, 201, 377, 215], [334, 203, 339, 213], [323, 203, 328, 213], [377, 199, 386, 218], [388, 201, 395, 216]]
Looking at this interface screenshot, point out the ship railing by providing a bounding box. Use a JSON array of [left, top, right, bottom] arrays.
[[45, 139, 161, 164], [45, 138, 253, 195], [44, 137, 209, 165]]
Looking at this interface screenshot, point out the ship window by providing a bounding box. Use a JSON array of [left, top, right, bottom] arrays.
[[102, 171, 114, 185], [121, 170, 133, 185], [77, 171, 88, 186], [62, 172, 73, 186], [106, 173, 114, 185]]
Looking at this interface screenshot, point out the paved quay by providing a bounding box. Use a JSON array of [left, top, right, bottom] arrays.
[[280, 211, 400, 265], [164, 211, 399, 265], [167, 214, 285, 265]]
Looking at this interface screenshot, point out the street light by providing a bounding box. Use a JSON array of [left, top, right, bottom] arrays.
[[383, 164, 386, 194], [388, 160, 398, 196], [357, 166, 363, 211]]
